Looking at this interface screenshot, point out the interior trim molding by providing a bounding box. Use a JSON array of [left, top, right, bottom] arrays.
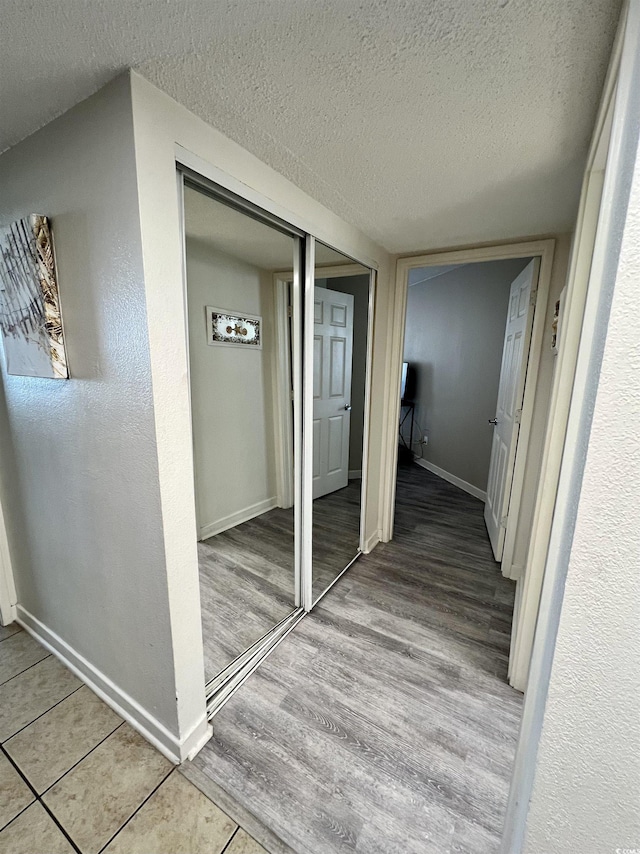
[[16, 605, 211, 764], [363, 529, 381, 554], [413, 457, 487, 503], [198, 497, 278, 541], [510, 563, 525, 581], [0, 494, 17, 626], [348, 469, 362, 479]]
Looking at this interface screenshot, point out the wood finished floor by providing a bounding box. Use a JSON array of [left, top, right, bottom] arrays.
[[311, 479, 362, 602], [193, 464, 522, 853], [200, 480, 362, 680]]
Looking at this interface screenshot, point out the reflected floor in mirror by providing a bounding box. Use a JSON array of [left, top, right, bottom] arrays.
[[192, 464, 522, 853], [199, 511, 296, 682], [312, 477, 361, 601], [200, 479, 362, 681]]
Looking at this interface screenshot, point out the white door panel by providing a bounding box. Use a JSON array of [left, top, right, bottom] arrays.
[[330, 337, 347, 397], [328, 415, 345, 473], [312, 286, 354, 499], [313, 335, 322, 398], [484, 260, 539, 560], [312, 419, 321, 478]]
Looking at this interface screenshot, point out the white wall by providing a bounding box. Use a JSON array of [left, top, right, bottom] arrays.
[[521, 51, 640, 851], [186, 238, 277, 536], [0, 76, 204, 758], [403, 259, 529, 491]]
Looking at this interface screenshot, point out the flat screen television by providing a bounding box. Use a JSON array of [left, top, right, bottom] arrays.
[[400, 361, 415, 401]]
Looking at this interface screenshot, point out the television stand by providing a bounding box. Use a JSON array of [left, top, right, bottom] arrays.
[[399, 399, 415, 455]]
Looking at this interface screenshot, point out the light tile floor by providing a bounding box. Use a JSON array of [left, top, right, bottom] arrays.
[[0, 625, 268, 854]]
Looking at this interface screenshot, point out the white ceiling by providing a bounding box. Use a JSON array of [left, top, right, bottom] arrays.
[[0, 0, 621, 253]]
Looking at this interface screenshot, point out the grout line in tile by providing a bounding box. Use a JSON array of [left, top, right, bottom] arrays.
[[1, 684, 85, 745], [0, 641, 51, 680], [0, 799, 35, 834], [0, 653, 52, 689], [33, 793, 84, 853], [0, 628, 21, 644], [39, 720, 127, 797], [96, 766, 176, 854], [220, 826, 241, 853], [0, 744, 82, 854]]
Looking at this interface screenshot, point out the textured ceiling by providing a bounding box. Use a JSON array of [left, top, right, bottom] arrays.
[[0, 0, 621, 253]]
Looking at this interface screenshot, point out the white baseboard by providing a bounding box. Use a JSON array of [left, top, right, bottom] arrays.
[[348, 469, 362, 480], [185, 720, 214, 761], [503, 562, 524, 581], [0, 604, 16, 626], [198, 497, 278, 540], [16, 606, 211, 764], [413, 457, 487, 503], [363, 529, 381, 554]]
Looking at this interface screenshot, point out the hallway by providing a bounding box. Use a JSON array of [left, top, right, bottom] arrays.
[[188, 464, 522, 853]]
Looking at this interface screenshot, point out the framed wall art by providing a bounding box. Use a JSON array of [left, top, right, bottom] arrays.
[[206, 306, 262, 349], [0, 214, 69, 378]]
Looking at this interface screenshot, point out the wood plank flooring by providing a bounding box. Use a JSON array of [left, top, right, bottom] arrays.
[[193, 463, 522, 853], [312, 479, 361, 602], [199, 509, 297, 681], [200, 480, 362, 680]]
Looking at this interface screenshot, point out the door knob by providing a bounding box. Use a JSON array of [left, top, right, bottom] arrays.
[[344, 404, 352, 411], [488, 418, 498, 425]]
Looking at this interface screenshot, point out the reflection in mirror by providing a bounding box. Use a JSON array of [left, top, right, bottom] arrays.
[[312, 243, 371, 602], [183, 182, 298, 682]]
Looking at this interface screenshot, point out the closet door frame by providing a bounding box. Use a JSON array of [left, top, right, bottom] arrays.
[[301, 237, 315, 610]]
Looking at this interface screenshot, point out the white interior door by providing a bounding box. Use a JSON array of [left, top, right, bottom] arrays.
[[485, 260, 538, 560], [312, 286, 354, 499]]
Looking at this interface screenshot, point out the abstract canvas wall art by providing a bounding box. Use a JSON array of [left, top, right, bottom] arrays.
[[0, 215, 68, 378]]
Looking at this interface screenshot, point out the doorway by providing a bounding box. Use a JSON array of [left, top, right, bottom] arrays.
[[393, 241, 556, 692], [397, 254, 542, 695]]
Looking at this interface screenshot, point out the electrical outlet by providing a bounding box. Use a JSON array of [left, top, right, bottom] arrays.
[[421, 435, 429, 445]]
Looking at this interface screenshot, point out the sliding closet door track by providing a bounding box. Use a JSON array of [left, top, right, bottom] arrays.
[[206, 608, 305, 718], [312, 550, 362, 608]]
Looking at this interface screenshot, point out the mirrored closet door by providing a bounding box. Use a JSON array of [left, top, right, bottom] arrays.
[[309, 242, 373, 603], [182, 177, 302, 687], [180, 171, 374, 710]]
